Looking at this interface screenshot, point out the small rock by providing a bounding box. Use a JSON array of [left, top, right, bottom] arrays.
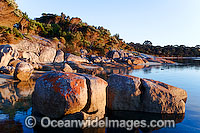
[[14, 62, 34, 81], [62, 63, 73, 72]]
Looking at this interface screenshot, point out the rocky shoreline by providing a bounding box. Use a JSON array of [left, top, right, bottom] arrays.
[[0, 36, 187, 131]]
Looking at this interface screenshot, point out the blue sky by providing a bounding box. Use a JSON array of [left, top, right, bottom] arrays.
[[16, 0, 200, 46]]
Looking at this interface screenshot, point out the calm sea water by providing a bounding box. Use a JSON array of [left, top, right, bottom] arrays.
[[0, 59, 199, 132]]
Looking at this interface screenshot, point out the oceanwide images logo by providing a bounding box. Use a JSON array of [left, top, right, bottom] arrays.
[[25, 116, 36, 128], [25, 115, 175, 130]]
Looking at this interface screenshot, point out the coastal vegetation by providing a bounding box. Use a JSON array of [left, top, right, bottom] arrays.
[[129, 41, 200, 57]]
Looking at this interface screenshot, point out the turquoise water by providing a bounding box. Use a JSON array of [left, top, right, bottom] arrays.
[[129, 60, 200, 132]]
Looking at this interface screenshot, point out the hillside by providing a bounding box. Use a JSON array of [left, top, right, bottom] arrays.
[[0, 0, 22, 28], [0, 0, 134, 56]]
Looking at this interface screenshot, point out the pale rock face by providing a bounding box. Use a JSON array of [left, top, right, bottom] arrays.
[[0, 45, 19, 67], [39, 47, 56, 63], [14, 62, 34, 81], [107, 74, 187, 114], [22, 52, 40, 63], [32, 71, 88, 118]]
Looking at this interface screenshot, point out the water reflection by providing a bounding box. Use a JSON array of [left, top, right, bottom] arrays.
[[0, 78, 35, 130], [107, 110, 185, 132]]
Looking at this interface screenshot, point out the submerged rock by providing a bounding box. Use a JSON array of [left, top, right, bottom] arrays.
[[107, 74, 187, 114], [14, 62, 34, 81]]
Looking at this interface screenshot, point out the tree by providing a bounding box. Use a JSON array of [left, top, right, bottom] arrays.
[[143, 40, 152, 46]]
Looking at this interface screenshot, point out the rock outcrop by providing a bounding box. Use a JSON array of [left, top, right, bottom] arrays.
[[14, 62, 34, 81], [107, 74, 187, 114]]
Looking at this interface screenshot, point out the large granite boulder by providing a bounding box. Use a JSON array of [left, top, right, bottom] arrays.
[[131, 57, 145, 65], [32, 71, 88, 118], [107, 74, 142, 111], [0, 45, 19, 67], [107, 74, 187, 114], [65, 53, 89, 63], [14, 62, 34, 81]]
